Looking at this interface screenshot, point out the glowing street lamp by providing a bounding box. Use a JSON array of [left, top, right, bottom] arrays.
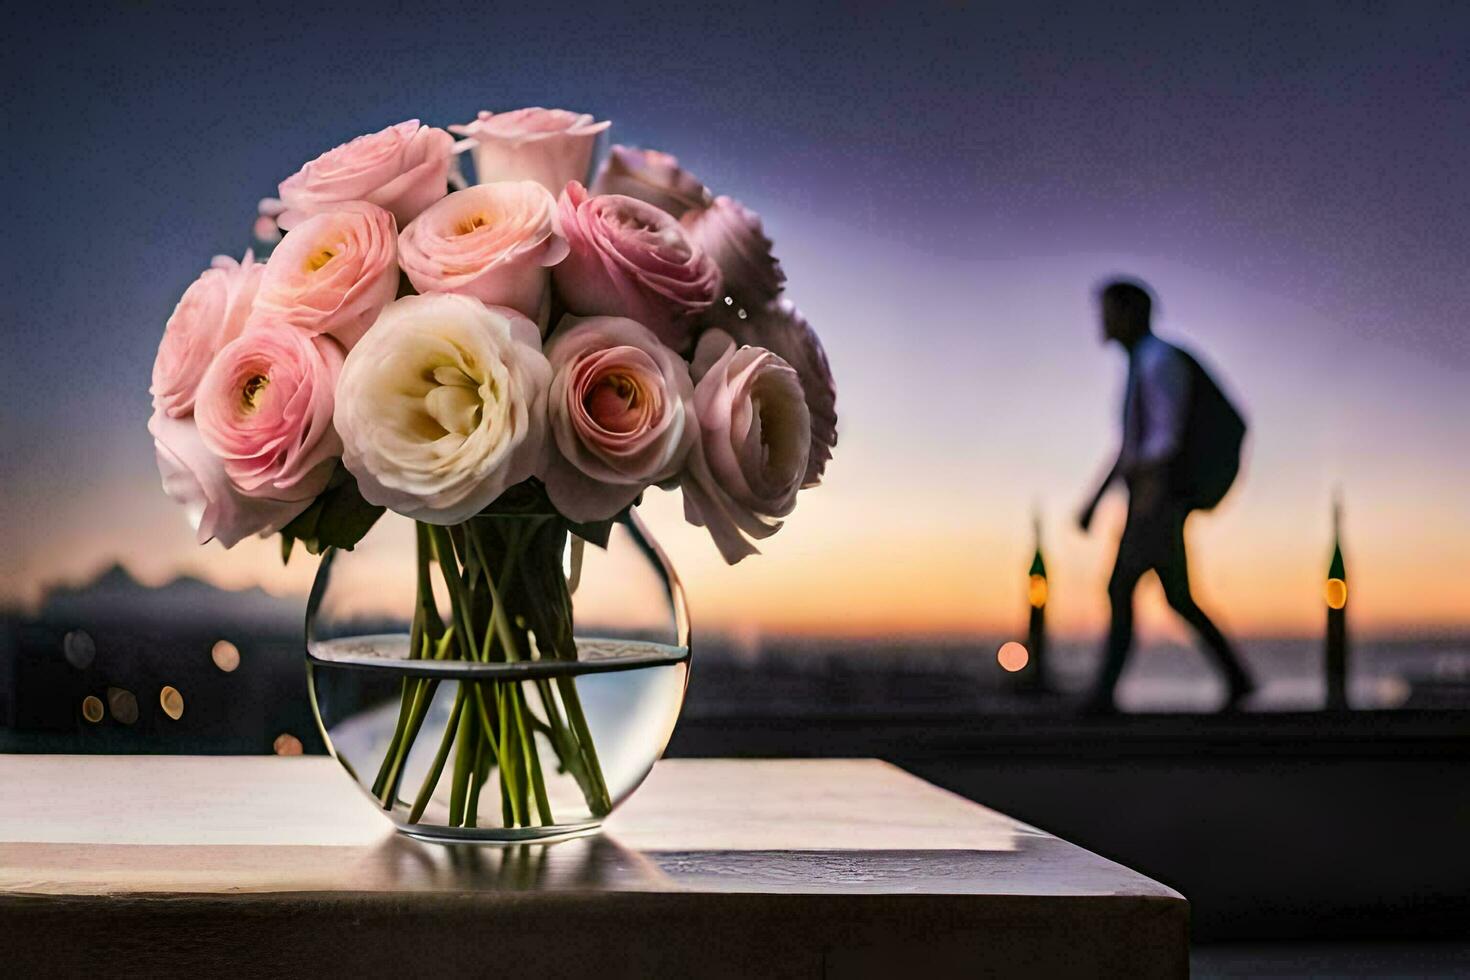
[[1325, 492, 1349, 710], [1018, 511, 1048, 691]]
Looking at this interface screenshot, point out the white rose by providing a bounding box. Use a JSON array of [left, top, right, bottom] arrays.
[[334, 294, 552, 524]]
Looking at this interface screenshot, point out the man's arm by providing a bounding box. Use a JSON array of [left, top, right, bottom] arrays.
[[1078, 453, 1120, 532], [1080, 345, 1192, 531]]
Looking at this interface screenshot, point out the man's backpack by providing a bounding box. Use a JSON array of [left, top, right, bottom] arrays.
[[1171, 350, 1247, 511]]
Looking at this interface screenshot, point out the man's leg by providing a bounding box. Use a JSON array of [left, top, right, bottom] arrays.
[[1087, 522, 1151, 710], [1155, 511, 1255, 702]]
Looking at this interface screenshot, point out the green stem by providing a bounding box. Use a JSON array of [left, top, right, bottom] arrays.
[[371, 513, 617, 830], [372, 671, 418, 800], [408, 683, 467, 824], [465, 727, 493, 828], [469, 522, 530, 663], [511, 683, 553, 824], [428, 525, 480, 664], [499, 519, 609, 818], [373, 678, 414, 799], [414, 522, 447, 635], [372, 526, 440, 799], [378, 628, 455, 808], [473, 682, 517, 830], [556, 674, 612, 816], [496, 682, 526, 827], [535, 678, 586, 785], [448, 684, 478, 827], [471, 682, 501, 757]]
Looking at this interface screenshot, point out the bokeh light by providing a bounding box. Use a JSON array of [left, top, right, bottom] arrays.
[[62, 630, 95, 670], [159, 685, 184, 720], [273, 733, 303, 756], [107, 687, 138, 725], [81, 695, 104, 723], [211, 640, 241, 673], [997, 641, 1030, 672]]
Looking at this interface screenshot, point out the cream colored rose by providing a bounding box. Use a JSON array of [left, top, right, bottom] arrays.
[[334, 294, 552, 524]]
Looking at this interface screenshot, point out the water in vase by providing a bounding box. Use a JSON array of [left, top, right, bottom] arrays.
[[309, 635, 689, 840]]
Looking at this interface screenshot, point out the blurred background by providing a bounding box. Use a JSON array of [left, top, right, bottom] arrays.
[[5, 1, 1469, 974]]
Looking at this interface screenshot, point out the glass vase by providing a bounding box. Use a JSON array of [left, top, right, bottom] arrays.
[[305, 506, 690, 843]]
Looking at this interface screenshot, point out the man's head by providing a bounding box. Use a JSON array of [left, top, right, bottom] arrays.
[[1097, 278, 1154, 346]]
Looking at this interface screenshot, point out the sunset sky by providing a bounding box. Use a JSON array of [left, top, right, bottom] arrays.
[[6, 2, 1468, 642]]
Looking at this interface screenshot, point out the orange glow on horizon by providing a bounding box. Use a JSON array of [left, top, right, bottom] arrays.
[[3, 228, 1469, 647]]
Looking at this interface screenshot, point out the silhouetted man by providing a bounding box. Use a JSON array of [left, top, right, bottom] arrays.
[[1078, 279, 1255, 713]]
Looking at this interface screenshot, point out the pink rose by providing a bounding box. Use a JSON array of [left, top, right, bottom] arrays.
[[276, 120, 454, 231], [150, 252, 263, 418], [718, 298, 836, 486], [542, 316, 698, 522], [553, 182, 722, 351], [682, 196, 785, 313], [148, 411, 308, 548], [194, 322, 344, 502], [250, 202, 399, 350], [681, 330, 812, 564], [590, 145, 712, 219], [450, 108, 609, 195], [398, 182, 567, 322]]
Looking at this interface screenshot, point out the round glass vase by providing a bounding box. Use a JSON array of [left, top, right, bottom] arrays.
[[305, 508, 690, 844]]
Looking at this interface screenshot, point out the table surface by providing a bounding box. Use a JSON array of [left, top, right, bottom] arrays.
[[0, 756, 1186, 978]]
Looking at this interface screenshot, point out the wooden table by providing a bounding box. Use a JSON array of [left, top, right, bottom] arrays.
[[0, 756, 1186, 977]]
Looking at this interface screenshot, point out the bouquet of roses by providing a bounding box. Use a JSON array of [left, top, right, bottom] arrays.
[[147, 108, 836, 829]]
